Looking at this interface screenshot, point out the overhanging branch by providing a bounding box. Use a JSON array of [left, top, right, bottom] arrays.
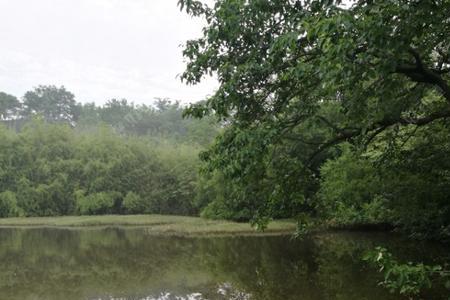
[[396, 48, 450, 102], [306, 109, 450, 165]]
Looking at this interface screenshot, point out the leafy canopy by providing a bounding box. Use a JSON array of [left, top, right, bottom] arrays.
[[178, 0, 450, 222], [22, 85, 80, 124], [180, 0, 450, 161]]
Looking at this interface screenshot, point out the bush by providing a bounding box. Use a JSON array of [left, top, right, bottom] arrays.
[[123, 192, 145, 214], [200, 194, 253, 222], [76, 192, 119, 215], [318, 144, 389, 226], [0, 191, 21, 217], [194, 171, 252, 220], [0, 121, 203, 217], [364, 247, 450, 297]]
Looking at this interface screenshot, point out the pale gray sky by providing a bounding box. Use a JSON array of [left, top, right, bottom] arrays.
[[0, 0, 217, 105]]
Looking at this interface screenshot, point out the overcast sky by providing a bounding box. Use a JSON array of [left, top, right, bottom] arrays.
[[0, 0, 217, 105]]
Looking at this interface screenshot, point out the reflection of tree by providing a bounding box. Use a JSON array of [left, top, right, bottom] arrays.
[[309, 232, 448, 300], [196, 236, 313, 300], [0, 229, 446, 300]]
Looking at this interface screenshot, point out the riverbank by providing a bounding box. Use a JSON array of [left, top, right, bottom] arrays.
[[0, 214, 296, 236]]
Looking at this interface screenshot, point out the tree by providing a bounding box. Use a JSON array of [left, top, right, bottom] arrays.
[[180, 0, 449, 155], [179, 0, 450, 224], [77, 102, 101, 127], [22, 85, 79, 124], [100, 98, 134, 128], [0, 92, 21, 120]]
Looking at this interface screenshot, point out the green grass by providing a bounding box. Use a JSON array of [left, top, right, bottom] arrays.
[[0, 214, 296, 236]]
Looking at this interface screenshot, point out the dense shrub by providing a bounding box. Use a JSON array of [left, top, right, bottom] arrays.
[[76, 192, 120, 215], [0, 191, 21, 217], [318, 144, 391, 226], [318, 127, 450, 240], [123, 192, 145, 214], [0, 121, 202, 217]]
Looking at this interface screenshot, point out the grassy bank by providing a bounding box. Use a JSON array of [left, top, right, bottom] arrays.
[[0, 214, 296, 236]]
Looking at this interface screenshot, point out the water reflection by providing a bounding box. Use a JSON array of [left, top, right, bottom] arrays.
[[0, 228, 447, 300], [90, 287, 249, 300]]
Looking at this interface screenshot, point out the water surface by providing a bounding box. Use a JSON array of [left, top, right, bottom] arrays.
[[0, 227, 447, 300]]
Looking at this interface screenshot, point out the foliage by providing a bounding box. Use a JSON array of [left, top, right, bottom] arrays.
[[1, 0, 449, 247], [2, 86, 220, 147], [0, 120, 204, 217], [364, 247, 450, 298], [318, 144, 391, 226], [0, 84, 222, 218], [0, 191, 21, 218], [318, 124, 450, 240], [77, 98, 220, 146], [196, 124, 317, 222], [198, 172, 255, 221], [99, 98, 134, 128], [149, 143, 202, 215], [0, 92, 21, 120], [22, 85, 80, 124], [123, 192, 145, 214], [292, 213, 315, 239], [76, 191, 119, 215], [178, 0, 450, 239]]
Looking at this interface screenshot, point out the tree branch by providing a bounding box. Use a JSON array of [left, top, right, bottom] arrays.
[[307, 109, 450, 165], [396, 49, 450, 102]]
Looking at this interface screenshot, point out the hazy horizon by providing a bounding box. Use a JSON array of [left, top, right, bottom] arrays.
[[0, 0, 217, 105]]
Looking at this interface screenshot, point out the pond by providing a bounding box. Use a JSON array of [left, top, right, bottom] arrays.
[[0, 227, 447, 300]]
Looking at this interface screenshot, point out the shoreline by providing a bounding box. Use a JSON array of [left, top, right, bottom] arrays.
[[0, 214, 297, 236]]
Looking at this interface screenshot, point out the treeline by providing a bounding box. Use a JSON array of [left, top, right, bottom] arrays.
[[1, 85, 218, 146], [0, 86, 219, 218], [77, 98, 218, 146]]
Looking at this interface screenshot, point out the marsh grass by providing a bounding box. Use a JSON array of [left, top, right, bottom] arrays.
[[0, 214, 296, 236]]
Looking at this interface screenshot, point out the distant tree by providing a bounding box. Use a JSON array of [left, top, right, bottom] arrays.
[[22, 85, 79, 124], [77, 102, 101, 127], [0, 92, 21, 120], [154, 98, 172, 112], [100, 98, 134, 127]]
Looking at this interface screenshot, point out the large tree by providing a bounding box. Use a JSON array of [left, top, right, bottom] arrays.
[[179, 0, 450, 223], [22, 85, 80, 124]]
